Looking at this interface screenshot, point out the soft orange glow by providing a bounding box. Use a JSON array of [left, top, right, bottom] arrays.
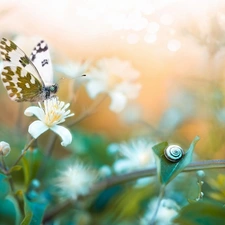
[[0, 0, 225, 158]]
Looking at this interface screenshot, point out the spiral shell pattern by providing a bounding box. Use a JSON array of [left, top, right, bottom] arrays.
[[164, 145, 184, 162]]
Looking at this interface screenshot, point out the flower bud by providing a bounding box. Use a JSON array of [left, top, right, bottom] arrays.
[[196, 170, 205, 179], [0, 141, 11, 157]]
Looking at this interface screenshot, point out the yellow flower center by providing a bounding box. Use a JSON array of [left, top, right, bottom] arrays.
[[45, 109, 62, 126], [42, 98, 73, 127]]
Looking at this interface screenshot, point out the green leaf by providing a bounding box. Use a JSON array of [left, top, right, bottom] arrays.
[[22, 149, 42, 189], [20, 194, 48, 225], [152, 136, 200, 185], [0, 174, 10, 199], [0, 196, 21, 225], [7, 195, 22, 225], [173, 200, 225, 225], [9, 165, 22, 173]]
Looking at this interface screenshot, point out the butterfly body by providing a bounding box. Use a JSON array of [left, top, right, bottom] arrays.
[[0, 38, 57, 102]]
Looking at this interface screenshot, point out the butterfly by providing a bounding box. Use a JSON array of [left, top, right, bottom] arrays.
[[0, 38, 58, 102]]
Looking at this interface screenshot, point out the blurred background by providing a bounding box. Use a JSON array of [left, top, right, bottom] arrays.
[[1, 0, 224, 156], [1, 0, 225, 224]]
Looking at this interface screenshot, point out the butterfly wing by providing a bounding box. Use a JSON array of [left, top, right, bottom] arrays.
[[1, 66, 43, 102], [0, 38, 44, 85], [30, 40, 53, 85], [0, 38, 44, 102]]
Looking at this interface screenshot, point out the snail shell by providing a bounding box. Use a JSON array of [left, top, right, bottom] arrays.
[[164, 145, 184, 162]]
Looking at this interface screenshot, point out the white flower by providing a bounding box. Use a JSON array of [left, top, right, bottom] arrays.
[[140, 198, 180, 225], [110, 139, 155, 174], [85, 57, 141, 113], [0, 141, 11, 157], [55, 60, 90, 79], [99, 165, 112, 177], [54, 162, 97, 199], [24, 98, 74, 147]]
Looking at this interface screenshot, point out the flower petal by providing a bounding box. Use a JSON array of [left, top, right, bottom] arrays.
[[24, 106, 45, 121], [86, 80, 106, 99], [28, 120, 49, 139], [116, 82, 141, 99], [109, 91, 127, 113], [50, 125, 72, 147], [113, 159, 136, 174]]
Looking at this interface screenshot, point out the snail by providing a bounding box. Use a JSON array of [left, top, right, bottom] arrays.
[[164, 145, 184, 162]]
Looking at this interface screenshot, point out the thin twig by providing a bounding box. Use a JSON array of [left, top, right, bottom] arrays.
[[149, 185, 165, 225], [43, 200, 74, 223], [35, 134, 58, 180], [68, 93, 107, 128], [45, 133, 57, 157], [1, 154, 15, 194], [1, 153, 7, 171], [11, 138, 36, 167], [16, 104, 24, 133]]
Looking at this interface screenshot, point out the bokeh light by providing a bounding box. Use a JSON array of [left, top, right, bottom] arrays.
[[0, 0, 225, 224]]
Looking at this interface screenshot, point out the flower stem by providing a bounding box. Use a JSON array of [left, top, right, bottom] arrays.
[[92, 159, 225, 191], [68, 93, 108, 127], [1, 153, 7, 171], [149, 185, 166, 225], [11, 137, 36, 167], [45, 133, 57, 157], [16, 103, 24, 133], [43, 200, 73, 223], [36, 134, 57, 179], [1, 153, 15, 194]]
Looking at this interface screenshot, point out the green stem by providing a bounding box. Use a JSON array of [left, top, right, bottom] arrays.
[[1, 153, 7, 171], [11, 138, 36, 168], [16, 104, 24, 133], [45, 133, 57, 157], [0, 156, 22, 215], [43, 200, 73, 223], [185, 159, 225, 171], [149, 185, 166, 225], [92, 159, 225, 191], [36, 134, 57, 179], [1, 153, 15, 193]]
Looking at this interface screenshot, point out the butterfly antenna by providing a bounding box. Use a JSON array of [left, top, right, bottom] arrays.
[[58, 76, 65, 84], [75, 74, 86, 78], [58, 74, 86, 83]]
